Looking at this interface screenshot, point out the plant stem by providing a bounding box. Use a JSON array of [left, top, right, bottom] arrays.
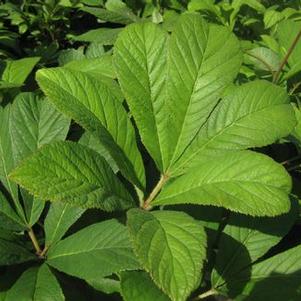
[[39, 246, 49, 258], [281, 154, 301, 165], [273, 26, 301, 83], [28, 228, 42, 255], [142, 174, 169, 210], [194, 288, 218, 300]]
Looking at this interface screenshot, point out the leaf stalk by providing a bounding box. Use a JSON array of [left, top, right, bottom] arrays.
[[28, 228, 42, 255], [273, 26, 301, 83], [142, 174, 169, 210]]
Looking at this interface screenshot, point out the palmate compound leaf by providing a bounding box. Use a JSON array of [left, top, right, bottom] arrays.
[[9, 141, 135, 211], [114, 13, 242, 172], [36, 67, 145, 189], [127, 209, 207, 301], [4, 264, 64, 301], [211, 199, 298, 296], [153, 151, 291, 217], [47, 219, 139, 281]]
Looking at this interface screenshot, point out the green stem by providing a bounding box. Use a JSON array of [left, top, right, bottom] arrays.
[[194, 288, 218, 300], [142, 174, 169, 210], [28, 228, 42, 255], [273, 26, 301, 84]]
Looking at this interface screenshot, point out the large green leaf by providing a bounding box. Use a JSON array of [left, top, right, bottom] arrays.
[[47, 219, 139, 280], [231, 244, 301, 300], [114, 21, 169, 171], [114, 14, 242, 172], [165, 14, 242, 170], [212, 199, 298, 295], [171, 80, 296, 175], [10, 141, 134, 211], [4, 265, 64, 301], [10, 92, 70, 165], [127, 209, 207, 301], [44, 202, 85, 249], [36, 67, 145, 189], [121, 271, 170, 301], [154, 151, 291, 216], [1, 57, 40, 86]]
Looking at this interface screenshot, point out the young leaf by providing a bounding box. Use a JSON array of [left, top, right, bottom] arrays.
[[10, 141, 135, 211], [127, 209, 207, 301], [229, 244, 301, 300], [47, 219, 139, 280], [1, 57, 40, 85], [36, 67, 145, 189], [10, 92, 70, 166], [4, 265, 64, 301], [212, 199, 298, 295], [121, 271, 170, 301], [171, 80, 296, 175], [154, 151, 291, 217], [44, 202, 85, 248]]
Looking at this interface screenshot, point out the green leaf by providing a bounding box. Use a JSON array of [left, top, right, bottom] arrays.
[[114, 21, 169, 171], [154, 151, 291, 217], [44, 202, 85, 249], [212, 199, 298, 295], [10, 141, 135, 211], [47, 219, 139, 280], [0, 235, 35, 266], [0, 105, 24, 220], [64, 55, 116, 78], [82, 3, 138, 25], [5, 265, 64, 301], [36, 67, 145, 189], [10, 92, 70, 166], [264, 10, 284, 29], [276, 20, 301, 79], [87, 277, 120, 294], [21, 189, 45, 227], [58, 48, 85, 66], [114, 14, 242, 172], [72, 28, 122, 45], [171, 80, 296, 175], [79, 131, 119, 173], [127, 209, 207, 301], [121, 271, 170, 301], [231, 244, 301, 300], [1, 57, 40, 85], [0, 189, 25, 231], [166, 14, 241, 170], [245, 47, 280, 72]]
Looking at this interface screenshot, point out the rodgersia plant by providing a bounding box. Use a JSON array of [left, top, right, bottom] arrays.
[[1, 12, 300, 301]]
